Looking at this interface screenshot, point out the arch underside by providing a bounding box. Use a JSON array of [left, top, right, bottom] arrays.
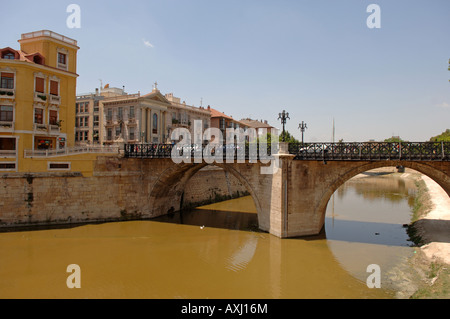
[[315, 161, 450, 232], [148, 162, 263, 224]]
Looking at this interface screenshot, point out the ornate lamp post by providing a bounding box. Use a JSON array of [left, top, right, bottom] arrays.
[[298, 121, 307, 144], [278, 110, 290, 142]]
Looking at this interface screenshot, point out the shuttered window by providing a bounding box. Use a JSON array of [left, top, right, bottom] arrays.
[[35, 77, 45, 93], [50, 80, 59, 96]]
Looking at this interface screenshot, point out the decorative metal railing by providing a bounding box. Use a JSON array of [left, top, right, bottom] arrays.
[[124, 143, 276, 160], [125, 142, 450, 161], [289, 142, 450, 161]]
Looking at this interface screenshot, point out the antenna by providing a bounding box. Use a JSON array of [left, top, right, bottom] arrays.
[[332, 117, 335, 143], [99, 79, 103, 89]]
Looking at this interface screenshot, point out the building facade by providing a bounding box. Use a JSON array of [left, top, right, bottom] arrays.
[[165, 93, 211, 143], [76, 86, 211, 145], [208, 106, 249, 142], [0, 30, 79, 172]]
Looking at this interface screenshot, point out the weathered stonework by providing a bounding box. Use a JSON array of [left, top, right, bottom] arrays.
[[0, 155, 449, 239]]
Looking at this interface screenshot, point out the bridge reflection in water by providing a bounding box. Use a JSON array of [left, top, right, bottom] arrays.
[[0, 169, 419, 298]]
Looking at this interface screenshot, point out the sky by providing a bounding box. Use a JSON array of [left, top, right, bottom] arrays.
[[1, 0, 449, 142]]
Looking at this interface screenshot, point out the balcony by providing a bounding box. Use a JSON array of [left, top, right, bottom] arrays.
[[34, 92, 47, 104], [0, 88, 15, 100], [0, 121, 14, 130], [0, 149, 16, 158], [34, 123, 48, 131], [49, 124, 60, 133], [24, 145, 119, 158], [49, 95, 61, 106]]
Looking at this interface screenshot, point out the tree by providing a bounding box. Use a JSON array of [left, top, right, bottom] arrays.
[[384, 136, 405, 143], [430, 129, 450, 142], [279, 130, 300, 143]]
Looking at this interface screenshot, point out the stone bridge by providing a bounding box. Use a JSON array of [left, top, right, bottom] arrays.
[[116, 142, 450, 238], [1, 142, 449, 238]]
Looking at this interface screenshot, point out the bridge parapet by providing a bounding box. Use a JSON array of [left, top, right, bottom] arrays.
[[124, 142, 450, 162], [289, 142, 450, 161]]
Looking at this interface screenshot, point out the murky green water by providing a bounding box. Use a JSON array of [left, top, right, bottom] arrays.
[[0, 171, 417, 298]]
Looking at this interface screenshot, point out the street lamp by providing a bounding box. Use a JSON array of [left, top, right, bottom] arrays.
[[298, 121, 307, 144], [278, 110, 290, 142]]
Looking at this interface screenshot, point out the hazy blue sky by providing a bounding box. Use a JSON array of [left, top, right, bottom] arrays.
[[2, 0, 449, 142]]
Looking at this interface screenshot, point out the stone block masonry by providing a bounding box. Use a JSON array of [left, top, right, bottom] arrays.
[[0, 158, 249, 229], [182, 165, 248, 209]]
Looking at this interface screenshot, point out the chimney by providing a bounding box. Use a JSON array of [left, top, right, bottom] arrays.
[[95, 88, 99, 96]]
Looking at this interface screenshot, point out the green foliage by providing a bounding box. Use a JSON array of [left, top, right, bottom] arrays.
[[384, 136, 405, 143], [430, 129, 450, 142], [279, 130, 300, 143]]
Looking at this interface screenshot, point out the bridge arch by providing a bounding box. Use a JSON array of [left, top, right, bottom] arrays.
[[148, 161, 263, 224], [314, 161, 450, 232]]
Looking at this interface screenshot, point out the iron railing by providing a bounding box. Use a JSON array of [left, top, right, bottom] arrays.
[[124, 143, 276, 160], [289, 142, 450, 161], [124, 142, 450, 161]]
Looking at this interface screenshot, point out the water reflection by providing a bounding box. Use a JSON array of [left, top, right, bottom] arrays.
[[0, 172, 417, 298]]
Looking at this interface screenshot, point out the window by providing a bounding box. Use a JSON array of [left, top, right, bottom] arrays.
[[84, 131, 88, 141], [93, 115, 99, 127], [50, 80, 59, 96], [33, 55, 43, 64], [0, 106, 13, 122], [153, 113, 158, 134], [35, 77, 45, 93], [84, 102, 89, 113], [93, 130, 99, 142], [129, 127, 135, 140], [48, 163, 70, 170], [0, 73, 14, 89], [34, 108, 43, 124], [129, 106, 134, 119], [107, 128, 112, 140], [84, 116, 89, 127], [0, 163, 15, 170], [75, 132, 79, 141], [94, 100, 99, 112], [76, 103, 79, 114], [115, 126, 120, 137], [107, 108, 112, 121], [49, 110, 58, 125], [118, 107, 123, 120], [58, 53, 67, 67], [2, 52, 15, 60], [0, 137, 15, 150]]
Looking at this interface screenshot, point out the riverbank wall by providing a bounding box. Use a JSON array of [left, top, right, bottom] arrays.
[[0, 162, 247, 229]]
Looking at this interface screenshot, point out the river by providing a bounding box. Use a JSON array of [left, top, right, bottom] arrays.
[[0, 169, 418, 298]]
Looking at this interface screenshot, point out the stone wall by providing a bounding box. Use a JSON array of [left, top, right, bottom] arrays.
[[0, 160, 249, 229], [182, 165, 248, 209]]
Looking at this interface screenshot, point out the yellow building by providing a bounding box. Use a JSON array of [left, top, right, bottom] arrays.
[[0, 30, 116, 176]]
